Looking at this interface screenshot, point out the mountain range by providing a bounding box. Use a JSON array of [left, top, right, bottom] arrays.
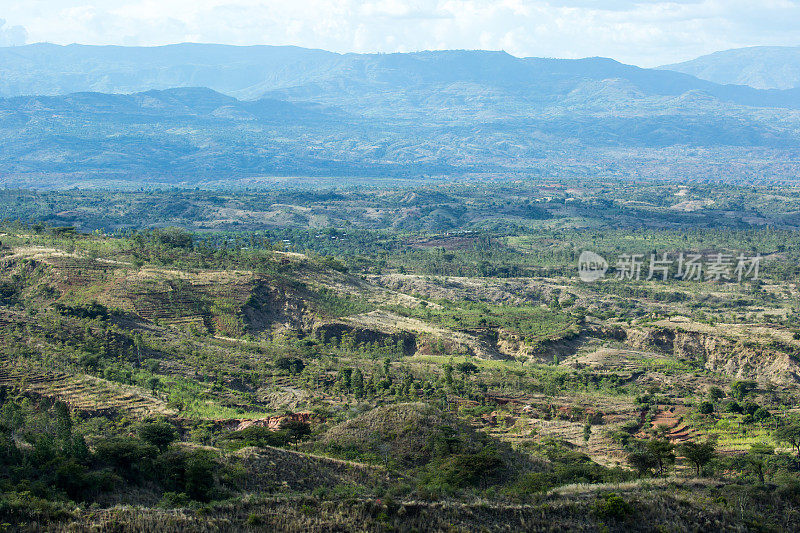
[[1, 43, 800, 186], [662, 46, 800, 90]]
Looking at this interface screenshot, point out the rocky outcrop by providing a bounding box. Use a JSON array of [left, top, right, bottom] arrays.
[[242, 281, 316, 333], [625, 325, 800, 384], [210, 412, 316, 433]]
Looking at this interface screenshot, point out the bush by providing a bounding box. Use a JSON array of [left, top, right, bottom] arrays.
[[698, 401, 714, 414], [184, 451, 218, 502], [150, 227, 193, 249], [54, 459, 89, 499], [594, 492, 632, 520], [280, 419, 311, 447], [427, 448, 504, 488], [508, 472, 556, 494], [54, 301, 109, 320], [456, 361, 479, 375], [93, 437, 158, 481], [753, 407, 771, 423], [0, 281, 18, 305], [724, 400, 743, 413], [275, 357, 306, 374], [155, 449, 220, 502], [160, 491, 191, 508], [732, 380, 756, 400], [223, 426, 290, 448], [139, 421, 178, 451]]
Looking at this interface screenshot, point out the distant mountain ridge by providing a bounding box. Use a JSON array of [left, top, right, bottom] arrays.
[[1, 43, 800, 113], [1, 85, 799, 185], [2, 43, 800, 185], [0, 43, 338, 98], [661, 46, 800, 90]]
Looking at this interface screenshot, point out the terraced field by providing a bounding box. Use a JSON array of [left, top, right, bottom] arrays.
[[0, 354, 175, 418]]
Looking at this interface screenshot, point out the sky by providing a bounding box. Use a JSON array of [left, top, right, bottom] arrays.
[[1, 0, 799, 67]]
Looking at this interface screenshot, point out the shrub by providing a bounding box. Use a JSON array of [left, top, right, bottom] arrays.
[[732, 380, 756, 400], [184, 451, 218, 502], [754, 407, 772, 423], [155, 449, 220, 502], [427, 448, 504, 488], [139, 421, 178, 451], [275, 357, 306, 374], [456, 361, 479, 375], [54, 301, 109, 320], [698, 401, 714, 414], [594, 492, 632, 520], [742, 402, 760, 416], [708, 387, 725, 401], [280, 419, 311, 447], [223, 426, 290, 448], [150, 227, 193, 249], [54, 459, 90, 499], [0, 282, 18, 305], [160, 491, 191, 508], [679, 441, 716, 476], [93, 437, 159, 481], [724, 400, 743, 413], [509, 472, 556, 494]]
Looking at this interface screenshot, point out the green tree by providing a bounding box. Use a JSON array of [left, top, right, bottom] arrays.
[[457, 361, 478, 375], [54, 401, 73, 442], [337, 368, 353, 392], [731, 380, 756, 400], [723, 400, 742, 413], [627, 446, 657, 477], [275, 357, 305, 374], [646, 439, 675, 477], [627, 439, 674, 478], [698, 401, 714, 415], [352, 368, 365, 398], [753, 407, 771, 424], [280, 419, 311, 448], [708, 387, 725, 402], [679, 441, 716, 476], [443, 363, 454, 385], [184, 450, 218, 501], [139, 420, 178, 451], [147, 376, 161, 394], [773, 419, 800, 457], [746, 443, 774, 484]]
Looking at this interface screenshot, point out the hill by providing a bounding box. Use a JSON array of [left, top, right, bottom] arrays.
[[661, 46, 800, 90], [2, 210, 800, 529], [2, 86, 800, 185]]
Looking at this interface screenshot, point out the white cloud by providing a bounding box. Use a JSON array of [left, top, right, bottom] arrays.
[[2, 0, 799, 66], [0, 18, 27, 46]]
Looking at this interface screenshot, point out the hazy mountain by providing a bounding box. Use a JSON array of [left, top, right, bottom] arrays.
[[2, 43, 800, 114], [2, 43, 800, 185], [661, 46, 800, 90], [2, 85, 799, 186], [0, 43, 337, 99]]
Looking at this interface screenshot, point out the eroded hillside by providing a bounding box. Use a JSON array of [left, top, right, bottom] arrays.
[[1, 223, 799, 531]]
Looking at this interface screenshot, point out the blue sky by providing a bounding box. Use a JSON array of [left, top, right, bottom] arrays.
[[2, 1, 799, 66]]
